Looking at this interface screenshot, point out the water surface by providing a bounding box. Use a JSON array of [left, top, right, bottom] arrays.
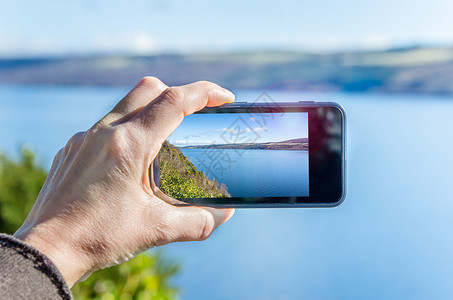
[[180, 148, 309, 197], [2, 85, 453, 299]]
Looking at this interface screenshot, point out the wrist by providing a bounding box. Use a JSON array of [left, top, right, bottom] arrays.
[[14, 223, 92, 287]]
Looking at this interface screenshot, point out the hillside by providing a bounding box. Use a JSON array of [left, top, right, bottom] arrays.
[[183, 138, 308, 151], [1, 46, 453, 95], [159, 141, 229, 198]]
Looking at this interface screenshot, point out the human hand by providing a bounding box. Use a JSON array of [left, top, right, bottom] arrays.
[[13, 77, 235, 287]]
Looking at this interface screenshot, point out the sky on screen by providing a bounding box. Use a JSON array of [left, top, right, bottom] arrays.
[[168, 112, 308, 146]]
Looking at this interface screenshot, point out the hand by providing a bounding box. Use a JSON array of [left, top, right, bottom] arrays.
[[13, 77, 235, 287]]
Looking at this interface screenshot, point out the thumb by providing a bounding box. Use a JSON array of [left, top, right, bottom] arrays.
[[153, 204, 235, 245]]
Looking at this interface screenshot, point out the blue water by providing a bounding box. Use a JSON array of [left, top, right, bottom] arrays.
[[180, 148, 309, 197], [1, 85, 453, 299]]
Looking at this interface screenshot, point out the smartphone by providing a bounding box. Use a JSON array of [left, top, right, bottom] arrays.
[[150, 101, 346, 208]]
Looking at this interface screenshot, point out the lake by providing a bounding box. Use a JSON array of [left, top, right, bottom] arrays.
[[180, 148, 309, 197], [1, 85, 453, 299]]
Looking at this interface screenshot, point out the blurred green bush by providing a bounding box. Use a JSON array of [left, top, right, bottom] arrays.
[[0, 148, 180, 299], [71, 251, 179, 300], [0, 148, 47, 233]]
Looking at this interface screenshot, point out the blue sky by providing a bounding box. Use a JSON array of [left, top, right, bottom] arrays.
[[168, 112, 308, 147], [1, 0, 452, 57]]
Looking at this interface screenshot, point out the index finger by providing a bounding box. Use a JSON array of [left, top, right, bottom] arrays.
[[131, 81, 235, 147], [96, 77, 168, 127]]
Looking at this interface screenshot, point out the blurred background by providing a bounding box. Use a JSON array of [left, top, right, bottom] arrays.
[[1, 0, 453, 299]]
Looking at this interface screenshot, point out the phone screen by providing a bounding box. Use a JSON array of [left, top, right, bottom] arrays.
[[159, 111, 309, 199]]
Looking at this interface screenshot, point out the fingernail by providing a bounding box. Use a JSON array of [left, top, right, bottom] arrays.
[[222, 88, 235, 103]]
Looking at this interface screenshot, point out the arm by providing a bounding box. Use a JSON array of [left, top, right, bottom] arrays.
[[12, 77, 235, 287]]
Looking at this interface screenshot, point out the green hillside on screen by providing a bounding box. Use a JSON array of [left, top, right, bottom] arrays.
[[158, 141, 229, 198]]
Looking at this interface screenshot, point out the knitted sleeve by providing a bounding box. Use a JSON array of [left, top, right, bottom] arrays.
[[0, 234, 72, 299]]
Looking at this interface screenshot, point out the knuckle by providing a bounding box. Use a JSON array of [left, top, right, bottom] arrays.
[[150, 217, 175, 247], [150, 208, 217, 245], [161, 87, 185, 108], [84, 126, 133, 164], [138, 76, 165, 89], [196, 212, 215, 241], [103, 126, 131, 155], [64, 131, 86, 152], [56, 131, 86, 162], [194, 81, 217, 102], [86, 124, 141, 167], [55, 147, 64, 159], [68, 131, 85, 144], [51, 147, 65, 166], [195, 80, 214, 88], [195, 80, 217, 93]]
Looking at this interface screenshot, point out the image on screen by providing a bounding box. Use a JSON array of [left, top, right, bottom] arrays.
[[158, 112, 309, 198]]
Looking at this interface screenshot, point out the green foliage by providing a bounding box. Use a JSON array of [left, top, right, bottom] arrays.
[[71, 251, 180, 300], [0, 149, 180, 300], [159, 141, 229, 198], [160, 161, 216, 198], [0, 148, 47, 234]]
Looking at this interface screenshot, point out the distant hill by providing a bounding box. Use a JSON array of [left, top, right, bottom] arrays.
[[183, 138, 308, 150], [1, 46, 453, 95]]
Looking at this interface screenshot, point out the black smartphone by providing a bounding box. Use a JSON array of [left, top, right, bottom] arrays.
[[151, 101, 346, 208]]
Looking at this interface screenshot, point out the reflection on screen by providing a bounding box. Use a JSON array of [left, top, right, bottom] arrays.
[[159, 112, 309, 198]]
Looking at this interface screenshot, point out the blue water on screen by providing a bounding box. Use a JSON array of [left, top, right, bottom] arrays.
[[1, 85, 453, 299], [180, 148, 309, 197]]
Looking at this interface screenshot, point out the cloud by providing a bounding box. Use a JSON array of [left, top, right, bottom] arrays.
[[91, 31, 157, 54], [218, 128, 238, 134], [169, 139, 214, 146], [0, 31, 158, 57], [252, 126, 267, 132], [217, 126, 267, 134], [183, 134, 200, 139], [244, 126, 267, 132], [199, 130, 214, 137]]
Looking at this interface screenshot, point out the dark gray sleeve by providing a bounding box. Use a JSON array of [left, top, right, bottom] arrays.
[[0, 233, 72, 299]]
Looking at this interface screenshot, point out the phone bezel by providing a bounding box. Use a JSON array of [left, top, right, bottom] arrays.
[[156, 101, 346, 208]]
